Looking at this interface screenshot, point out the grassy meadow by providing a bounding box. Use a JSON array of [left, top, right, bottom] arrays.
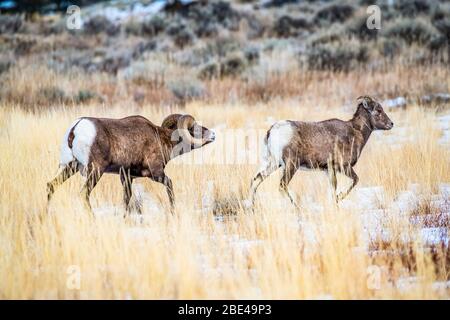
[[1, 0, 450, 300], [1, 62, 449, 299]]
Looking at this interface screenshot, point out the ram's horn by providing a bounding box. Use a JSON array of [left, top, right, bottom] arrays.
[[161, 114, 183, 130], [178, 114, 204, 146]]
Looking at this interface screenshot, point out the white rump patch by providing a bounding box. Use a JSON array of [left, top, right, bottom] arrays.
[[59, 119, 81, 166], [59, 118, 96, 167], [267, 120, 294, 167], [72, 119, 97, 166]]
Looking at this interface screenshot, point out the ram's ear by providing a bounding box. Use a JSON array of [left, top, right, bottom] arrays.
[[161, 114, 183, 130]]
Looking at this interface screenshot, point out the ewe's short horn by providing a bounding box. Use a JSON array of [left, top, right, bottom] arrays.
[[357, 95, 375, 103]]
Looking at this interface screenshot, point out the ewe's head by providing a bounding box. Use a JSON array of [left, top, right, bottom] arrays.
[[357, 96, 394, 130], [162, 113, 216, 148]]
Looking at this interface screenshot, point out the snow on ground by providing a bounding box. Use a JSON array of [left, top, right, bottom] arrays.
[[346, 183, 449, 246], [87, 107, 449, 294], [82, 0, 167, 23], [383, 97, 407, 109], [438, 114, 450, 145], [106, 177, 449, 249], [92, 181, 162, 222]]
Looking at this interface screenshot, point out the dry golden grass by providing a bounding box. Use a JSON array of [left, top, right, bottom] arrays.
[[0, 64, 449, 299], [1, 105, 449, 299]]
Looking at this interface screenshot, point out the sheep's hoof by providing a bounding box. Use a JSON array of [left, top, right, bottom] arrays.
[[336, 193, 347, 202], [46, 183, 54, 200]]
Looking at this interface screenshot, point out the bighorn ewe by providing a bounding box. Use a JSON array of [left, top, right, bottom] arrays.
[[47, 114, 215, 214], [248, 96, 393, 207]]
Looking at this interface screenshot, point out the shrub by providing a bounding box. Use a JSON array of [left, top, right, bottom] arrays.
[[124, 20, 142, 36], [308, 28, 344, 46], [428, 35, 449, 52], [0, 60, 13, 75], [206, 37, 241, 58], [272, 15, 310, 38], [194, 21, 219, 38], [383, 19, 435, 45], [346, 14, 379, 40], [167, 78, 205, 103], [199, 53, 248, 79], [174, 28, 195, 48], [122, 58, 185, 90], [241, 13, 265, 39], [314, 3, 355, 25], [101, 52, 131, 74], [177, 1, 241, 32], [394, 0, 431, 17], [132, 41, 157, 59], [142, 15, 167, 37], [199, 62, 219, 80], [167, 23, 195, 47], [36, 86, 68, 105], [377, 37, 401, 58], [83, 15, 120, 36], [221, 54, 247, 77], [41, 18, 66, 35], [432, 5, 450, 39], [73, 90, 101, 104], [433, 19, 450, 39], [186, 37, 241, 68], [206, 1, 241, 30], [243, 47, 260, 64], [14, 39, 36, 56], [306, 43, 369, 72], [0, 15, 23, 34]]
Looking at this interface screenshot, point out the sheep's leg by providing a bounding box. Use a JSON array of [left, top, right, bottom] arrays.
[[336, 167, 359, 202], [47, 161, 79, 204], [151, 173, 175, 213], [328, 165, 338, 203], [248, 162, 278, 207], [279, 161, 300, 210], [80, 167, 103, 215], [164, 176, 175, 213], [119, 168, 134, 212]]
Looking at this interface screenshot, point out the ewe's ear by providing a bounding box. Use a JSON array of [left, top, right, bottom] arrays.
[[357, 96, 372, 111], [362, 99, 370, 110]]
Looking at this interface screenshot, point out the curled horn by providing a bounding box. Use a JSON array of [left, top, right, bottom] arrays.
[[161, 114, 183, 130], [178, 114, 204, 146]]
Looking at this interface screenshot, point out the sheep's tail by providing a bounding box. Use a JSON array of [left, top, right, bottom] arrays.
[[59, 119, 82, 166], [261, 120, 295, 170]]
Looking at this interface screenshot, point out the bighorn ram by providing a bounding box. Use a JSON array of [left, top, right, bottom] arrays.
[[248, 96, 393, 207], [47, 114, 215, 214]]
